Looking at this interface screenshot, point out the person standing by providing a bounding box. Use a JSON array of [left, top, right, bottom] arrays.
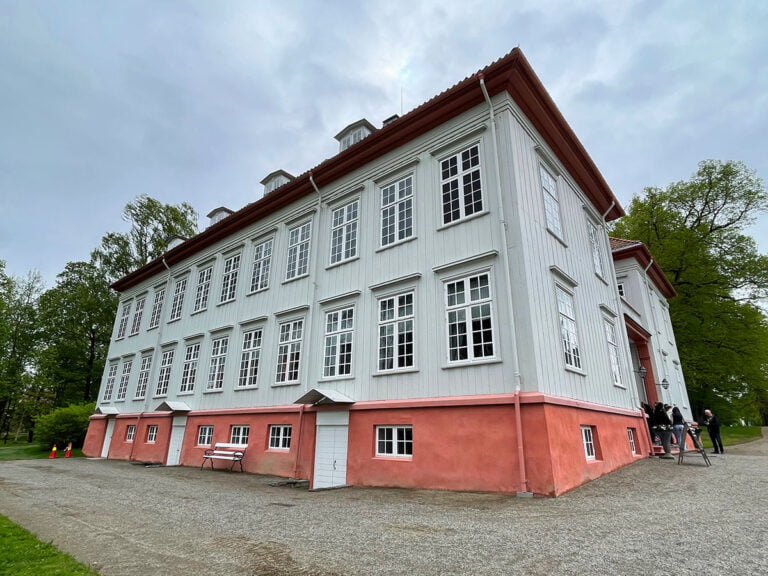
[[652, 402, 674, 459], [703, 409, 724, 454], [671, 407, 685, 451]]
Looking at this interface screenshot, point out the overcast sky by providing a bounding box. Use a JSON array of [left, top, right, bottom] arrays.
[[2, 1, 766, 287]]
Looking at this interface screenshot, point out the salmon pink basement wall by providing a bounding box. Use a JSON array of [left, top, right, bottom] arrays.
[[83, 417, 108, 457], [346, 404, 520, 493]]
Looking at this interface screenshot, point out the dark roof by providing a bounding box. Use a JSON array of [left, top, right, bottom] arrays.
[[112, 48, 624, 292]]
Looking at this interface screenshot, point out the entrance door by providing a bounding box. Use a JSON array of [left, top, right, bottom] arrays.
[[312, 411, 350, 489], [100, 419, 115, 458], [166, 415, 187, 466]]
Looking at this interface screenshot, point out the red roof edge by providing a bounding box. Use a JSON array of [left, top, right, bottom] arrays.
[[611, 240, 676, 299]]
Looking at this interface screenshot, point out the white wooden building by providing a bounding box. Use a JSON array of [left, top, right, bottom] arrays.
[[84, 48, 691, 496]]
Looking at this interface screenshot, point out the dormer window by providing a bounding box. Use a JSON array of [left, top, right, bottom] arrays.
[[260, 170, 294, 197], [207, 207, 234, 228], [335, 119, 376, 152]]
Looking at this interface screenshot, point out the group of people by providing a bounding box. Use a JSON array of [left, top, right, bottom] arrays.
[[642, 402, 723, 455]]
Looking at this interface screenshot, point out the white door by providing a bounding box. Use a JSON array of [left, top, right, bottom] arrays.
[[166, 416, 187, 466], [100, 419, 115, 458], [313, 424, 349, 489]]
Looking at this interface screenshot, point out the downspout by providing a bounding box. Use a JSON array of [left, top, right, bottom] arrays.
[[307, 173, 323, 393], [480, 76, 529, 495], [292, 403, 306, 478], [129, 256, 173, 462]]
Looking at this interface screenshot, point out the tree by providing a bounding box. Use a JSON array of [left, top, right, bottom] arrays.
[[34, 402, 95, 449], [0, 265, 44, 439], [36, 262, 117, 406], [612, 160, 768, 423], [91, 194, 199, 281]]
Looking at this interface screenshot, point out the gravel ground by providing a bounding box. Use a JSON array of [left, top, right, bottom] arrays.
[[1, 431, 766, 576]]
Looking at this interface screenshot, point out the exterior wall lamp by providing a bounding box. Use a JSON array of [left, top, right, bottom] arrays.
[[660, 378, 669, 390], [635, 365, 647, 382]]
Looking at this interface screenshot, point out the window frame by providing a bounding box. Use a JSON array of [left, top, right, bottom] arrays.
[[444, 271, 496, 364], [380, 174, 414, 248], [556, 285, 582, 370], [126, 425, 136, 442], [275, 318, 304, 385], [129, 297, 145, 336], [230, 425, 250, 446], [627, 428, 637, 454], [102, 363, 118, 402], [329, 200, 359, 265], [193, 266, 213, 313], [179, 342, 201, 394], [540, 164, 562, 238], [206, 335, 229, 391], [250, 238, 273, 293], [197, 425, 214, 446], [154, 349, 175, 397], [146, 425, 158, 443], [376, 425, 413, 458], [219, 253, 241, 304], [587, 220, 604, 277], [169, 276, 188, 321], [268, 425, 292, 450], [603, 317, 622, 387], [323, 306, 355, 378], [440, 144, 483, 226], [116, 359, 132, 401], [134, 355, 152, 400], [148, 287, 166, 329], [116, 302, 131, 339], [237, 328, 263, 389], [285, 221, 312, 280], [581, 425, 595, 461], [377, 291, 415, 372]]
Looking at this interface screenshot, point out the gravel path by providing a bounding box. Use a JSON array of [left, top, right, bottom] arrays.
[[1, 431, 766, 576]]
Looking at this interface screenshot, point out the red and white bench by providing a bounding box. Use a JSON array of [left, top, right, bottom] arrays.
[[200, 443, 246, 472]]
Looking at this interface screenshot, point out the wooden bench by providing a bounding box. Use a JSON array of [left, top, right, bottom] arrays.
[[200, 443, 247, 472]]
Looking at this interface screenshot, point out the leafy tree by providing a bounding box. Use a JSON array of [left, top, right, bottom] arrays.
[[36, 262, 117, 406], [34, 402, 96, 448], [90, 194, 199, 281], [612, 160, 768, 423], [0, 265, 44, 439]]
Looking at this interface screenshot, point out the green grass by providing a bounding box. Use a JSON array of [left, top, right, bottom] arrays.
[[0, 514, 98, 575], [0, 443, 85, 461], [699, 425, 763, 449]]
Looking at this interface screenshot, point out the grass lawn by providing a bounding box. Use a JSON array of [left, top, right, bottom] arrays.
[[0, 443, 85, 462], [699, 425, 763, 450], [0, 514, 98, 575]]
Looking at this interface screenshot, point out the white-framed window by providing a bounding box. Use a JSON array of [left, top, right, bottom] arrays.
[[377, 292, 414, 371], [169, 277, 187, 321], [340, 127, 367, 151], [581, 425, 595, 460], [250, 239, 273, 292], [276, 319, 303, 384], [587, 221, 604, 277], [148, 288, 166, 329], [445, 272, 495, 362], [116, 360, 132, 401], [603, 318, 622, 386], [220, 254, 241, 303], [134, 355, 152, 400], [146, 425, 158, 443], [269, 425, 292, 450], [180, 343, 200, 393], [330, 200, 359, 265], [207, 336, 229, 390], [556, 286, 581, 369], [540, 165, 562, 237], [102, 363, 118, 401], [126, 425, 136, 442], [286, 222, 311, 280], [380, 175, 413, 247], [230, 425, 250, 446], [238, 329, 262, 388], [154, 349, 175, 397], [627, 428, 637, 454], [116, 302, 131, 339], [376, 425, 413, 458], [197, 425, 213, 446], [323, 307, 354, 378], [130, 298, 145, 336], [440, 144, 483, 225], [193, 266, 213, 312], [617, 282, 625, 297]]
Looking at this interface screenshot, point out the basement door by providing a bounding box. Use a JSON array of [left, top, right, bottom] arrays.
[[100, 419, 115, 458], [165, 415, 187, 466], [312, 411, 349, 489]]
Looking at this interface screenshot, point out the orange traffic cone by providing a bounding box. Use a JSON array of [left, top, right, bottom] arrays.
[[49, 444, 57, 458], [64, 443, 72, 458]]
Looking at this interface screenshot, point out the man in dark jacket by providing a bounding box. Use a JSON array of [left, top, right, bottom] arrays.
[[703, 409, 724, 454]]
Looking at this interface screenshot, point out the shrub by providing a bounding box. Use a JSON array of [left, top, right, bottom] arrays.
[[34, 403, 95, 448]]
